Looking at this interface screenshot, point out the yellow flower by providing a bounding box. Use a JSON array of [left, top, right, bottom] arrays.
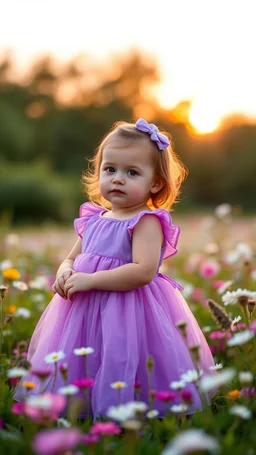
[[3, 268, 21, 280], [23, 381, 37, 390], [5, 305, 17, 314], [226, 389, 242, 400]]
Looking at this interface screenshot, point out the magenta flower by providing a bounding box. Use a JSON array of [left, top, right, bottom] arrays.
[[32, 370, 52, 380], [181, 390, 193, 404], [33, 428, 81, 455], [199, 260, 220, 279], [155, 391, 177, 402], [134, 381, 141, 389], [81, 433, 100, 445], [11, 402, 26, 415], [248, 320, 256, 332], [209, 331, 227, 340], [90, 422, 121, 435], [73, 377, 94, 389]]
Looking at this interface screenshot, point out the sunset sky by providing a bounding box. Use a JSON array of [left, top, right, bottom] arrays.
[[1, 0, 256, 133]]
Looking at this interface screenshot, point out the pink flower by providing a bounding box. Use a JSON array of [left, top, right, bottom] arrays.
[[199, 260, 220, 279], [73, 377, 94, 389], [134, 381, 141, 389], [212, 280, 226, 290], [24, 393, 66, 424], [248, 320, 256, 332], [209, 331, 227, 340], [190, 288, 204, 303], [232, 323, 246, 332], [184, 253, 204, 273], [81, 433, 100, 445], [90, 422, 121, 435], [155, 391, 177, 402], [33, 428, 81, 455]]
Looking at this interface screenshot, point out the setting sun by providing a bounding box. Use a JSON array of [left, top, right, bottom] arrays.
[[1, 0, 256, 135], [189, 102, 221, 134]]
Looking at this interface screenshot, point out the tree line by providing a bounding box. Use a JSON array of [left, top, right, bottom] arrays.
[[0, 51, 255, 224]]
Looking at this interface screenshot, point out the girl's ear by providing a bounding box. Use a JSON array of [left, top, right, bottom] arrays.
[[151, 176, 165, 194]]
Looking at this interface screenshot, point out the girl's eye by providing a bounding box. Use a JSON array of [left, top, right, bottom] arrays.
[[106, 167, 115, 173], [128, 169, 138, 176]]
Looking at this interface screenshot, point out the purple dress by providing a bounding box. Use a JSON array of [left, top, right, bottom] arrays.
[[15, 202, 215, 417]]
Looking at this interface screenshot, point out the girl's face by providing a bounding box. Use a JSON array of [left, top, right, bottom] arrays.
[[99, 135, 161, 210]]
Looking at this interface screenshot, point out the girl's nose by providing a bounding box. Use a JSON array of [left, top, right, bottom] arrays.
[[112, 173, 124, 184]]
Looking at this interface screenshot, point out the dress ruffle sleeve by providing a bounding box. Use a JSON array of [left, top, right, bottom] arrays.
[[127, 209, 180, 260], [74, 202, 103, 238]]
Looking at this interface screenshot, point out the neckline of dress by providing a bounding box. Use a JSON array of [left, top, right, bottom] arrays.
[[99, 209, 153, 221]]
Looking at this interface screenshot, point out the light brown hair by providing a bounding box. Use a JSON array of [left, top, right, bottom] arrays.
[[82, 120, 188, 210]]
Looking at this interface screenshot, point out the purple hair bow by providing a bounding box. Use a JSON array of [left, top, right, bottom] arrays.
[[135, 118, 170, 150]]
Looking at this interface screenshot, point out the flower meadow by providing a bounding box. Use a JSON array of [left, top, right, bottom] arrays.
[[0, 204, 256, 455]]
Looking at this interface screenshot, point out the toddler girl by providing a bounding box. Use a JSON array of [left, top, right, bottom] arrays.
[[15, 118, 215, 418]]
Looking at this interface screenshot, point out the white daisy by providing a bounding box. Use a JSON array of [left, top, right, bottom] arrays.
[[199, 368, 236, 393], [222, 289, 256, 306], [181, 369, 203, 383], [232, 316, 242, 325], [202, 326, 212, 333], [170, 404, 188, 414], [146, 409, 159, 419], [227, 330, 255, 347], [44, 351, 65, 364], [110, 381, 127, 389], [126, 401, 148, 414], [26, 395, 52, 409], [181, 284, 194, 299], [215, 203, 232, 218], [209, 363, 223, 371], [12, 281, 28, 291], [175, 320, 187, 329], [161, 429, 220, 455], [7, 367, 28, 378], [14, 308, 31, 319], [107, 404, 135, 422], [58, 385, 79, 395], [235, 243, 253, 261], [73, 347, 94, 356], [217, 280, 233, 295], [170, 380, 186, 390], [57, 418, 72, 428], [229, 405, 252, 420], [239, 371, 253, 386], [29, 276, 49, 290], [223, 250, 240, 265], [0, 259, 13, 271], [121, 419, 142, 430]]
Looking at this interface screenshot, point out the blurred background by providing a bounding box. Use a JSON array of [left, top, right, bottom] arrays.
[[0, 0, 255, 227]]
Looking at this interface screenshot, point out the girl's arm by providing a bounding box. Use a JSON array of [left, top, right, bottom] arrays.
[[90, 216, 164, 291], [56, 238, 82, 277], [53, 238, 82, 297]]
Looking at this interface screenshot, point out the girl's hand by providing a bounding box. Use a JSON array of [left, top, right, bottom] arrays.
[[52, 269, 74, 298], [64, 272, 92, 300]]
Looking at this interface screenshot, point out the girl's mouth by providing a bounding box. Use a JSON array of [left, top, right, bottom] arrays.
[[111, 189, 124, 194]]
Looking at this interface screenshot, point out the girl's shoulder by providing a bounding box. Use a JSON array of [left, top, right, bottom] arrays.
[[74, 202, 104, 238], [127, 208, 180, 260], [79, 202, 103, 218]]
